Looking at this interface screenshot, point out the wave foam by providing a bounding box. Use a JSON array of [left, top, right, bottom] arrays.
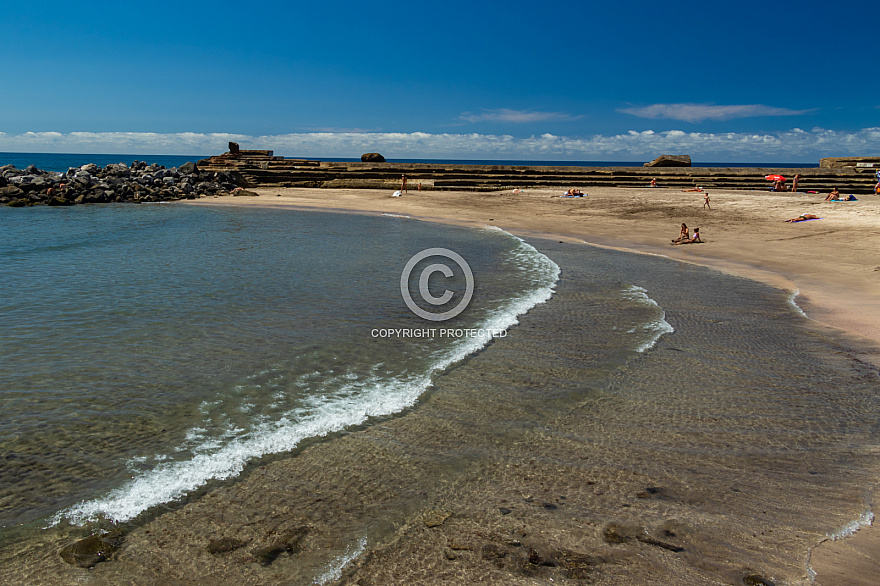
[[314, 536, 368, 585], [827, 509, 874, 541], [54, 230, 560, 526], [788, 289, 809, 318], [621, 285, 675, 352]]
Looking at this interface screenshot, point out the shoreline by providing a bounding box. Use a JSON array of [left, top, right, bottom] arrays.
[[187, 186, 880, 583], [188, 186, 880, 347]]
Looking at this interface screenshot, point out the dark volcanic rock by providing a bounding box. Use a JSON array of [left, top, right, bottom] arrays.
[[644, 154, 691, 167], [2, 160, 232, 207], [59, 532, 125, 568], [206, 537, 248, 555], [251, 526, 309, 566], [361, 152, 386, 163]]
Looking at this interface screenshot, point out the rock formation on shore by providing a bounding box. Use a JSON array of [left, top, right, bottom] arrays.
[[0, 161, 253, 207], [361, 152, 386, 162], [819, 156, 880, 169], [644, 155, 691, 167]]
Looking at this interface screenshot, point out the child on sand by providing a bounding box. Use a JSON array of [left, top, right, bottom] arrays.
[[703, 192, 710, 210]]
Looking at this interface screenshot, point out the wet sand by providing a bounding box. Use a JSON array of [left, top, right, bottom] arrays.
[[4, 186, 879, 585]]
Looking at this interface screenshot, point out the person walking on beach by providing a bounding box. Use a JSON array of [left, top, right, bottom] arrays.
[[401, 174, 408, 194], [702, 192, 711, 210], [791, 174, 800, 193]]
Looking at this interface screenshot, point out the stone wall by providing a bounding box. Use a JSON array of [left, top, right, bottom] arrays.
[[197, 151, 880, 195]]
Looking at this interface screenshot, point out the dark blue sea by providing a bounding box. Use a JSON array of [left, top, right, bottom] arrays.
[[0, 151, 818, 173]]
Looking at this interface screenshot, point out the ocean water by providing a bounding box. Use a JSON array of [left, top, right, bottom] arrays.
[[0, 204, 564, 535], [1, 202, 878, 584], [0, 152, 818, 173]]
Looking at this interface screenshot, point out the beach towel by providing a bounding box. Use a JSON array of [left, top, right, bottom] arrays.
[[391, 191, 401, 197], [559, 194, 586, 198]]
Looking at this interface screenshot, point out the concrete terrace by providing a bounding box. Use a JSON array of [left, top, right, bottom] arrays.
[[198, 150, 880, 195]]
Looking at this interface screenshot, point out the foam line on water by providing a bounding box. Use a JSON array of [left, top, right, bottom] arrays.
[[54, 229, 560, 526], [827, 508, 874, 541], [621, 285, 675, 352], [314, 535, 368, 585], [788, 288, 809, 318]]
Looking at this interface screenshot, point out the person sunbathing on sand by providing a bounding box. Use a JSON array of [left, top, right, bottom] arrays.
[[682, 187, 703, 192], [824, 188, 840, 201], [566, 188, 583, 196], [671, 223, 689, 243], [673, 227, 702, 244], [785, 214, 820, 222]]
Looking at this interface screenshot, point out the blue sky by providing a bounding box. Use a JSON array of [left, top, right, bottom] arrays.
[[1, 0, 877, 162]]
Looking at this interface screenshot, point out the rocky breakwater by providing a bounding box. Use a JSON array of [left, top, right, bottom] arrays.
[[0, 161, 253, 207]]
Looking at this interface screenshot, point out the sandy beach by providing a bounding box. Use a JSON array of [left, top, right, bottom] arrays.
[[6, 184, 878, 586], [191, 185, 880, 584]]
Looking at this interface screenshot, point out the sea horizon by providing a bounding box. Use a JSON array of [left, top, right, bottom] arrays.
[[0, 151, 820, 173]]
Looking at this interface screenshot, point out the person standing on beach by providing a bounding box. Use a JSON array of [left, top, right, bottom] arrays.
[[791, 174, 800, 193], [703, 192, 711, 210], [401, 174, 408, 194]]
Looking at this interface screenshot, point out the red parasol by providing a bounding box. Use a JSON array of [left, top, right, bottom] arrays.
[[765, 174, 786, 181]]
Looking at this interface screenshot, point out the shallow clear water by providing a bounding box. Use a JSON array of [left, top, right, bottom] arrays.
[[0, 204, 573, 533]]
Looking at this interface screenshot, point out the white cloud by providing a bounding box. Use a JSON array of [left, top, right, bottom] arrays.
[[0, 128, 878, 162], [618, 103, 816, 123], [459, 108, 581, 123]]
